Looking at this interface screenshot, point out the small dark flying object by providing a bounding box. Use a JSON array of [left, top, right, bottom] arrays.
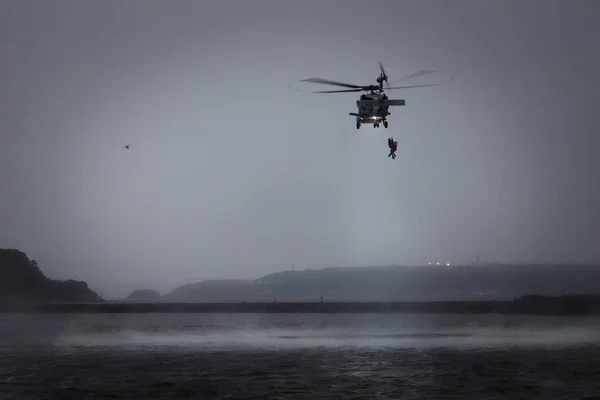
[[291, 62, 453, 129], [123, 144, 130, 149]]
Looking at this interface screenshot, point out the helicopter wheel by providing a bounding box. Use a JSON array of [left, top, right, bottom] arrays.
[[383, 121, 388, 128], [356, 122, 361, 129]]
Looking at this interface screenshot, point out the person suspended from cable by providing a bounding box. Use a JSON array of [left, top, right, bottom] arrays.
[[388, 137, 397, 159]]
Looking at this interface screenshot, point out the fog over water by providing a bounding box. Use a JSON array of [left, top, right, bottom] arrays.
[[2, 313, 599, 351], [2, 313, 600, 399]]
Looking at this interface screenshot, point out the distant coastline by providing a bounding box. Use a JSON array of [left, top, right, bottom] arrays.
[[130, 263, 600, 303], [3, 247, 600, 316], [3, 295, 600, 316]]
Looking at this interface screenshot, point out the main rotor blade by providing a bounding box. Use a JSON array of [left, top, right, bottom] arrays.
[[385, 75, 455, 90], [387, 70, 437, 85], [378, 61, 387, 78], [385, 83, 442, 90], [300, 78, 365, 89], [309, 88, 365, 93]]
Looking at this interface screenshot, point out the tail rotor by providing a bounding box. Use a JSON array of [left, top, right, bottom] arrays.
[[377, 61, 388, 90]]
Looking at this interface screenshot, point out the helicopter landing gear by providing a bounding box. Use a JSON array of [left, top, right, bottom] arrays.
[[373, 123, 379, 128], [356, 121, 361, 129], [383, 120, 388, 128]]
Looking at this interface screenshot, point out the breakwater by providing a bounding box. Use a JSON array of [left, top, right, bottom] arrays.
[[2, 295, 600, 316]]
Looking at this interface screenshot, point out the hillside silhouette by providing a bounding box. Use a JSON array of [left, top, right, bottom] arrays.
[[2, 251, 599, 315], [0, 249, 103, 303], [162, 264, 600, 302], [126, 289, 162, 302]]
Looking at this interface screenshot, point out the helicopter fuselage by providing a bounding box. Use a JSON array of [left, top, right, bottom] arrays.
[[350, 91, 406, 129], [295, 63, 441, 130]]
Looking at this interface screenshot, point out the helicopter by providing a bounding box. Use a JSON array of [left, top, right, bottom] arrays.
[[295, 62, 451, 129]]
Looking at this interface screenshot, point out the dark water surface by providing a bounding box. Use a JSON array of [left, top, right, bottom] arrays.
[[1, 313, 599, 399]]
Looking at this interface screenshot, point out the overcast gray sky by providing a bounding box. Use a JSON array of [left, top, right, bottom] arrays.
[[1, 0, 599, 298]]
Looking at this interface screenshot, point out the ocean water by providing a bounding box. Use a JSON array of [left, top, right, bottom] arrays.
[[1, 312, 599, 399]]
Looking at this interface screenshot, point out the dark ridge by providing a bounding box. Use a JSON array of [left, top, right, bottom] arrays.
[[2, 295, 600, 316], [0, 248, 103, 304], [126, 289, 162, 302], [161, 264, 600, 302]]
